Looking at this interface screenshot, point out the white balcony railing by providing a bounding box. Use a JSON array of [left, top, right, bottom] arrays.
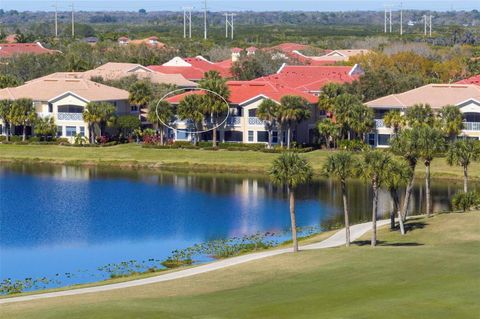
[[464, 122, 480, 131], [374, 119, 385, 128], [248, 117, 265, 126], [57, 112, 83, 121], [226, 116, 241, 125]]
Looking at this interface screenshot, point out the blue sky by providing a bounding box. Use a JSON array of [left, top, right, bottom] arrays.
[[0, 0, 478, 12]]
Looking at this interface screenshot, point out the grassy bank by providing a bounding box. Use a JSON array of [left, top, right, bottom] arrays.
[[1, 144, 479, 180], [1, 212, 479, 319]]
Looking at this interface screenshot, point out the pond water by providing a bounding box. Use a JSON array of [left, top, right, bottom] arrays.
[[0, 164, 467, 291]]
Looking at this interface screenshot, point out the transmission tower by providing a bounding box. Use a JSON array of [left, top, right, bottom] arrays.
[[224, 13, 236, 39], [423, 15, 433, 36], [384, 4, 393, 33], [183, 7, 192, 38], [52, 2, 58, 38], [399, 2, 403, 35], [70, 2, 75, 38], [203, 0, 207, 39]]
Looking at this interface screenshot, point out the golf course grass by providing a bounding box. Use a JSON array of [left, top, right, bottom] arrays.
[[2, 212, 479, 319], [1, 143, 479, 180]]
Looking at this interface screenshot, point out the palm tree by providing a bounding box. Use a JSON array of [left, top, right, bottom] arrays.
[[348, 103, 374, 141], [383, 159, 412, 235], [9, 98, 36, 141], [97, 102, 117, 137], [34, 116, 56, 141], [83, 102, 102, 143], [322, 151, 358, 246], [177, 94, 205, 146], [269, 152, 313, 253], [438, 105, 464, 141], [417, 125, 446, 217], [129, 81, 153, 121], [359, 150, 392, 247], [405, 104, 435, 127], [199, 71, 230, 147], [317, 118, 341, 149], [317, 82, 345, 114], [446, 139, 480, 193], [0, 99, 13, 141], [279, 95, 311, 149], [383, 110, 406, 135], [390, 128, 421, 222], [257, 99, 279, 149], [147, 99, 175, 145]]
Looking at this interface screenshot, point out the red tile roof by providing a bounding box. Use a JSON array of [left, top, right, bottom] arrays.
[[256, 65, 359, 92], [148, 57, 232, 80], [231, 47, 243, 53], [456, 75, 480, 85], [165, 80, 317, 105], [268, 43, 311, 54], [0, 42, 60, 58]]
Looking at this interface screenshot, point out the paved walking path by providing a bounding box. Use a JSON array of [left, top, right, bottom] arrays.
[[0, 220, 390, 304]]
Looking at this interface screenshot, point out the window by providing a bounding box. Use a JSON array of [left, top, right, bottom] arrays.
[[66, 126, 77, 137], [131, 105, 138, 112], [48, 103, 53, 113], [272, 131, 278, 144], [0, 124, 2, 135], [79, 127, 85, 137], [368, 133, 375, 146], [176, 130, 189, 140], [257, 131, 268, 142], [377, 134, 391, 146], [248, 109, 256, 117], [224, 131, 243, 142], [57, 126, 63, 137], [58, 105, 83, 113], [248, 131, 254, 142]]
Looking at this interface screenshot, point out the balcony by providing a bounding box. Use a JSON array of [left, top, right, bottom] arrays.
[[248, 117, 265, 126], [226, 116, 241, 125], [374, 119, 385, 128], [464, 122, 480, 131], [57, 112, 83, 121]]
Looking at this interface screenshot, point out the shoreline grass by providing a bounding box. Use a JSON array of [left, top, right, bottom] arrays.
[[1, 211, 479, 319], [1, 144, 479, 180]]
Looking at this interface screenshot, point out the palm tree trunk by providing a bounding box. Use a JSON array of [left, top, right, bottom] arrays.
[[341, 180, 350, 247], [390, 189, 396, 230], [401, 160, 416, 222], [268, 129, 273, 149], [390, 188, 405, 234], [289, 187, 298, 253], [371, 178, 378, 247], [213, 127, 217, 147], [160, 126, 164, 145], [279, 128, 284, 148], [5, 122, 10, 142], [22, 125, 26, 141], [287, 127, 291, 149], [463, 165, 468, 193], [425, 161, 432, 217]]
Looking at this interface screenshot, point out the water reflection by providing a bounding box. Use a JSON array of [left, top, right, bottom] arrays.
[[0, 164, 471, 288]]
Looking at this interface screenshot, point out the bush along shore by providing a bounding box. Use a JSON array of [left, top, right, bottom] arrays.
[[0, 227, 321, 295]]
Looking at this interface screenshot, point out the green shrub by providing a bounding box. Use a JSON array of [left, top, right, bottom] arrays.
[[451, 191, 480, 212], [338, 139, 369, 152]]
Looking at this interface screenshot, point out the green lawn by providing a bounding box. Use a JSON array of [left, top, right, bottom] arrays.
[[2, 212, 479, 319], [1, 144, 479, 179]]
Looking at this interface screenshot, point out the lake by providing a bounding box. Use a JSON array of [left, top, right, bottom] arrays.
[[0, 164, 466, 291]]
